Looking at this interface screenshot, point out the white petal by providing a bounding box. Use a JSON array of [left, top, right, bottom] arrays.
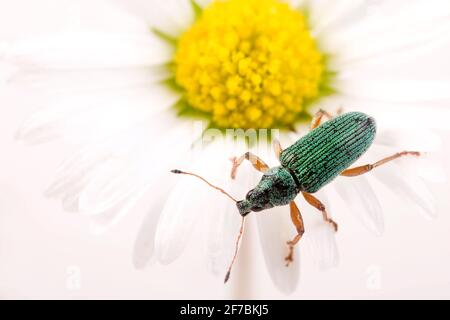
[[284, 0, 306, 9], [0, 48, 16, 85], [154, 178, 206, 265], [45, 114, 190, 217], [375, 128, 442, 152], [78, 124, 192, 215], [10, 66, 170, 94], [337, 31, 450, 72], [302, 189, 339, 271], [133, 178, 178, 269], [373, 163, 436, 219], [112, 0, 195, 37], [204, 194, 243, 277], [79, 157, 136, 214], [45, 145, 115, 199], [400, 152, 447, 184], [337, 79, 450, 103], [85, 138, 191, 234], [0, 41, 9, 59], [16, 86, 180, 145], [370, 143, 446, 184], [203, 142, 250, 276], [202, 139, 271, 277], [60, 183, 91, 213], [44, 135, 136, 203], [326, 1, 450, 66], [333, 176, 384, 236], [311, 0, 367, 36], [9, 32, 172, 69], [256, 204, 300, 294], [155, 142, 234, 265], [45, 144, 108, 212], [89, 190, 144, 235], [133, 137, 203, 268], [192, 0, 212, 8], [348, 102, 450, 131]]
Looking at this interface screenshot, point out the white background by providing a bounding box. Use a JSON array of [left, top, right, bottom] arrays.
[[0, 0, 450, 299]]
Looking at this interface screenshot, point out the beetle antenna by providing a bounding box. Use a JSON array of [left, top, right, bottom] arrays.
[[224, 216, 246, 284], [171, 169, 237, 203]]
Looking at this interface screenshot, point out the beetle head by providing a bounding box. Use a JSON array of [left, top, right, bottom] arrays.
[[236, 166, 298, 216], [236, 186, 274, 216]]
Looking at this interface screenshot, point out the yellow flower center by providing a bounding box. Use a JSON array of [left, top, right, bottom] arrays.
[[174, 0, 327, 129]]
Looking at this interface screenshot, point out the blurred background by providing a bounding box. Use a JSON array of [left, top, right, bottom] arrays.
[[0, 0, 450, 299]]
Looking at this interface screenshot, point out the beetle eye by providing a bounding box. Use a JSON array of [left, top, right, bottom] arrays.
[[252, 205, 264, 212], [246, 189, 254, 198]]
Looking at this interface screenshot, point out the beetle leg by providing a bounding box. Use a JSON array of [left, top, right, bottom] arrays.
[[341, 151, 421, 177], [285, 201, 305, 266], [310, 108, 343, 130], [273, 138, 283, 161], [302, 192, 338, 232], [230, 152, 269, 179], [311, 110, 329, 130]]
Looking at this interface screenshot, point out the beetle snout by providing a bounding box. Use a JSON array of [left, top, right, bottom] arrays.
[[236, 200, 251, 217]]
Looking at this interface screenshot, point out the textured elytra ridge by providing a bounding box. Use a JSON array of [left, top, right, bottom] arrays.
[[280, 112, 377, 193]]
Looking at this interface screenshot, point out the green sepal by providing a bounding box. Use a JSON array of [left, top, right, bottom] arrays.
[[162, 77, 183, 93], [190, 0, 203, 19], [152, 28, 178, 47], [173, 99, 211, 120]]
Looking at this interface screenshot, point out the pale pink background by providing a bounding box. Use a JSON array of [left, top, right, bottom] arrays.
[[0, 0, 450, 299]]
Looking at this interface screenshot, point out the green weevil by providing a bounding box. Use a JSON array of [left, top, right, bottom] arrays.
[[172, 111, 421, 283]]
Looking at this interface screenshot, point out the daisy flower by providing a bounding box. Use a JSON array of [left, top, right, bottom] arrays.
[[6, 0, 449, 293]]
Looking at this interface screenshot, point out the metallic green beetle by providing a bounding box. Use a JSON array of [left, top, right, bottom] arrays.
[[172, 111, 420, 282], [235, 112, 377, 216]]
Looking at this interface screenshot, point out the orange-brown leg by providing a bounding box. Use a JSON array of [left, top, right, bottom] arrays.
[[302, 192, 338, 232], [273, 139, 283, 161], [230, 152, 269, 179], [285, 201, 305, 266], [310, 108, 343, 130], [341, 151, 421, 177]]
